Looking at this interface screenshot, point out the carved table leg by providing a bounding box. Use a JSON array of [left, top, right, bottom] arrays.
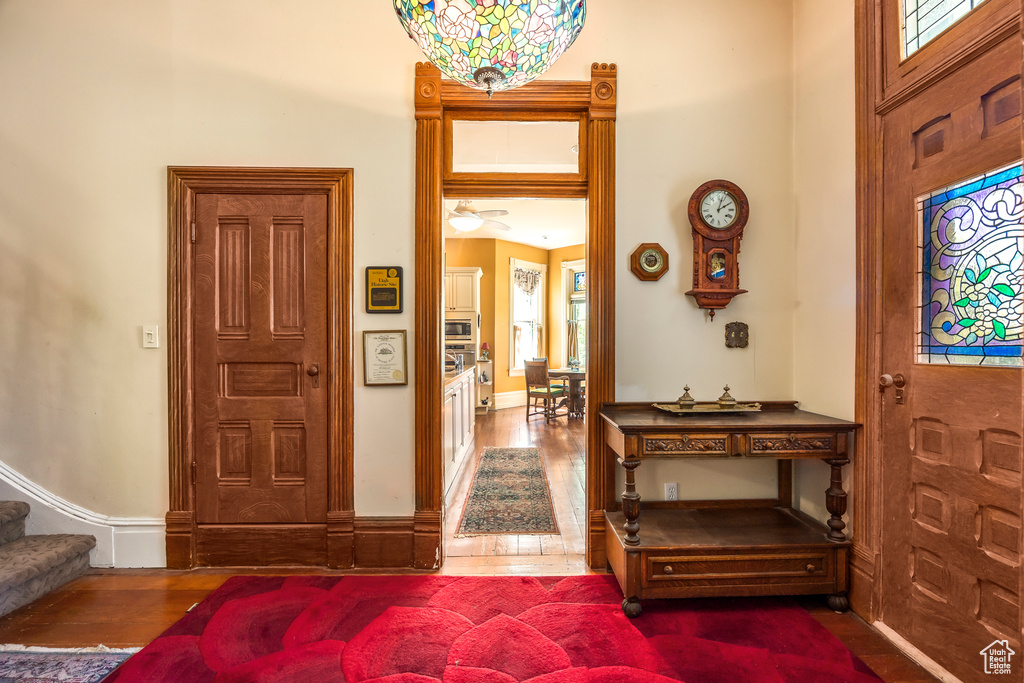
[[622, 597, 642, 618], [620, 457, 642, 546], [824, 457, 849, 542]]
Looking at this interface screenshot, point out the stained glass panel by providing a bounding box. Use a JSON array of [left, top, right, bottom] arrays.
[[573, 271, 586, 292], [918, 163, 1023, 367], [394, 0, 586, 94], [902, 0, 986, 58]]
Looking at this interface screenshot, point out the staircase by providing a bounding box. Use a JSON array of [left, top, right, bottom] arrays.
[[0, 501, 96, 617]]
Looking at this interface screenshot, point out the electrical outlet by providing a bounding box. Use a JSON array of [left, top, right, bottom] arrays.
[[664, 482, 678, 501]]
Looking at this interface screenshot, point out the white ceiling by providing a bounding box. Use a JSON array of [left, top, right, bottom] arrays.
[[443, 197, 586, 250]]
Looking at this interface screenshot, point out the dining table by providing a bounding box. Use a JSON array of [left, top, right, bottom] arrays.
[[548, 367, 586, 419]]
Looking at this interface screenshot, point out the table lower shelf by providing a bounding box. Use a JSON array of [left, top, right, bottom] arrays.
[[604, 507, 850, 616]]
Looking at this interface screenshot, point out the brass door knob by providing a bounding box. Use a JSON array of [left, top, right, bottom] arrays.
[[879, 373, 905, 388], [307, 365, 319, 377]]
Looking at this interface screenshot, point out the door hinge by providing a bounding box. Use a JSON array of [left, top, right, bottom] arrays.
[[191, 460, 197, 481], [190, 221, 196, 243]]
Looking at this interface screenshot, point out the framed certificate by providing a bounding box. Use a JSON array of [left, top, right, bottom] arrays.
[[363, 330, 408, 385]]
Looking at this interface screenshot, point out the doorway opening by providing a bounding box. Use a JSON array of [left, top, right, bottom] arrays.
[[442, 196, 588, 570], [412, 63, 617, 570]]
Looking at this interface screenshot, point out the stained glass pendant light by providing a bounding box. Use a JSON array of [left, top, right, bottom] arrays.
[[395, 0, 587, 97]]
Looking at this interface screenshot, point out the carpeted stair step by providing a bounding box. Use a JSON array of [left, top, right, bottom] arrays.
[[0, 534, 96, 617], [0, 501, 30, 547]]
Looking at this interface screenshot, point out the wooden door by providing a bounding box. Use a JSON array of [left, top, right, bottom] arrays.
[[878, 23, 1022, 681], [193, 192, 329, 564]]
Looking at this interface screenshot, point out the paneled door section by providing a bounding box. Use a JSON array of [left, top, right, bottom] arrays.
[[878, 33, 1022, 681], [194, 193, 328, 561]]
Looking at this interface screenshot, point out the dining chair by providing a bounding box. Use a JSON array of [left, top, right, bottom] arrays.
[[524, 358, 568, 423]]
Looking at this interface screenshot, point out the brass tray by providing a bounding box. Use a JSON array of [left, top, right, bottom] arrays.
[[653, 402, 762, 415]]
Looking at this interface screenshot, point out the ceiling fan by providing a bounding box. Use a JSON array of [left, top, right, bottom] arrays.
[[447, 200, 512, 232]]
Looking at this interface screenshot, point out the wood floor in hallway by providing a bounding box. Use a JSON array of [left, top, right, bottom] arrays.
[[443, 406, 587, 575]]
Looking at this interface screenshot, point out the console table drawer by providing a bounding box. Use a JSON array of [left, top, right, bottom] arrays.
[[646, 550, 831, 583], [641, 433, 734, 457], [747, 433, 836, 456]]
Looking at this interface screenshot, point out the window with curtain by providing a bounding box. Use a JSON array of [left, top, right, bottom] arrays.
[[510, 258, 546, 372]]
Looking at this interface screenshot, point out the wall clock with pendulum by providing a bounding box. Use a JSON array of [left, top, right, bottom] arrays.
[[686, 179, 749, 319]]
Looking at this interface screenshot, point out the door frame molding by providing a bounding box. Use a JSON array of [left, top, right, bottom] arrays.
[[412, 63, 617, 569], [165, 166, 354, 569]]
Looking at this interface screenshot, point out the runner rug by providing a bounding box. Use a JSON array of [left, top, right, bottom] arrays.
[[0, 645, 137, 682], [107, 575, 881, 683], [456, 446, 558, 535]]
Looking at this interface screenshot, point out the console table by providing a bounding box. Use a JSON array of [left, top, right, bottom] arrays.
[[600, 401, 859, 617]]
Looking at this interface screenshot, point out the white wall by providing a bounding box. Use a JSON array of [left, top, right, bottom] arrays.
[[604, 0, 798, 498], [0, 1, 857, 554], [791, 0, 857, 522]]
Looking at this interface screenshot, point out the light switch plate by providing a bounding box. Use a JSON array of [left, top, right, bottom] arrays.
[[142, 325, 159, 348]]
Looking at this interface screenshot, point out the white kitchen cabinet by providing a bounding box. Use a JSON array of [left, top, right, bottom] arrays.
[[444, 268, 480, 312], [443, 393, 455, 483], [443, 367, 477, 499]]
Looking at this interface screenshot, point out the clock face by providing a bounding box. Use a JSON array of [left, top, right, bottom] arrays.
[[699, 190, 738, 229], [640, 248, 664, 273]]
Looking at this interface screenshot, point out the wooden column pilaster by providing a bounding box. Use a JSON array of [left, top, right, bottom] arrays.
[[586, 63, 617, 569], [413, 63, 445, 569]]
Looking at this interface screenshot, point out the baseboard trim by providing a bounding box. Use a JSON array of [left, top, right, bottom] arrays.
[[871, 621, 961, 683], [0, 460, 165, 568], [354, 516, 415, 567], [494, 390, 527, 410]]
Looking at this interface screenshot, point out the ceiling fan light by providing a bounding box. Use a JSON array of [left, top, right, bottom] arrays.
[[449, 214, 484, 231]]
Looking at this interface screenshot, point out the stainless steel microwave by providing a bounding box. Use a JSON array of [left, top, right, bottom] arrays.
[[444, 319, 472, 340]]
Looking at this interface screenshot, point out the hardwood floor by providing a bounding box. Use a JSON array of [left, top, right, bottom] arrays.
[[444, 406, 587, 574]]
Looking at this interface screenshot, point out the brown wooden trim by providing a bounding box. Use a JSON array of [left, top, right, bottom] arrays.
[[163, 510, 194, 569], [442, 178, 589, 199], [413, 63, 446, 574], [327, 510, 355, 569], [414, 62, 616, 572], [585, 70, 617, 568], [439, 79, 593, 110], [413, 510, 443, 570], [354, 516, 416, 568], [166, 167, 354, 569], [852, 0, 884, 620], [196, 526, 328, 566]]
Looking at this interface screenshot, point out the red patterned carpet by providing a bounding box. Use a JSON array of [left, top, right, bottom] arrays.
[[108, 575, 881, 683]]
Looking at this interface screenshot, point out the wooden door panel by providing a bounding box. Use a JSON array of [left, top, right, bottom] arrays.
[[879, 26, 1022, 679], [195, 193, 328, 527]]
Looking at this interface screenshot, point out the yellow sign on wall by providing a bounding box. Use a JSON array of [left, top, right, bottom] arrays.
[[365, 266, 403, 313]]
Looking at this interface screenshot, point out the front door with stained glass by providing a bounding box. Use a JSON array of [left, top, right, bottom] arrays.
[[877, 38, 1021, 681]]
